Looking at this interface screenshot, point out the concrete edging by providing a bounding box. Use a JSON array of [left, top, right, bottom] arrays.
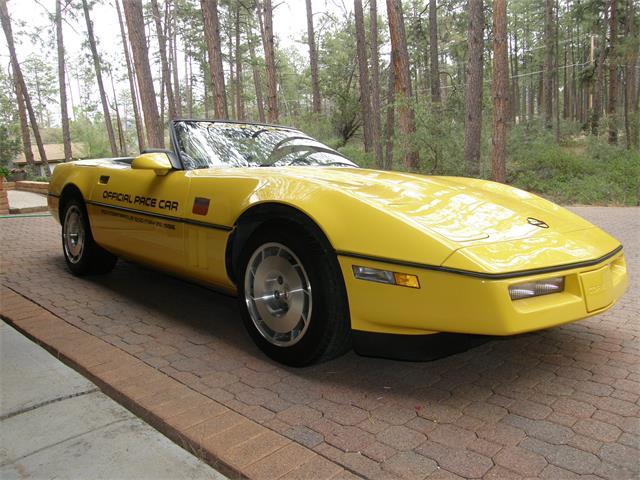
[[15, 181, 49, 195]]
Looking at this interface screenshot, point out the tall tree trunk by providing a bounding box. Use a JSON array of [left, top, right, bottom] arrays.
[[108, 66, 127, 156], [592, 6, 609, 135], [8, 68, 34, 168], [386, 0, 418, 169], [512, 25, 520, 122], [370, 0, 383, 168], [491, 0, 508, 183], [571, 22, 577, 121], [526, 24, 535, 120], [354, 0, 373, 152], [235, 6, 245, 121], [261, 0, 278, 123], [554, 0, 560, 142], [463, 0, 484, 176], [187, 53, 193, 117], [33, 68, 44, 127], [65, 62, 75, 114], [116, 0, 145, 152], [159, 58, 165, 125], [607, 0, 618, 144], [171, 6, 182, 117], [151, 0, 176, 120], [82, 0, 118, 156], [305, 0, 321, 114], [228, 27, 236, 120], [384, 59, 396, 170], [123, 0, 164, 148], [627, 0, 638, 147], [201, 0, 227, 119], [543, 0, 554, 129], [248, 28, 265, 122], [624, 65, 630, 148], [563, 44, 569, 118], [204, 71, 210, 118], [1, 0, 49, 175], [429, 0, 441, 103], [55, 0, 72, 161], [23, 86, 49, 174]]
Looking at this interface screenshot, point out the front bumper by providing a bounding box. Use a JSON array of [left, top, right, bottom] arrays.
[[338, 249, 627, 336]]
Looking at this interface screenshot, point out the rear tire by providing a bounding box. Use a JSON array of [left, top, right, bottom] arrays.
[[238, 224, 351, 366], [61, 198, 117, 276]]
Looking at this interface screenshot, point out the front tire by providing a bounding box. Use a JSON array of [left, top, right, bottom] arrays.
[[238, 224, 350, 366], [62, 198, 117, 276]]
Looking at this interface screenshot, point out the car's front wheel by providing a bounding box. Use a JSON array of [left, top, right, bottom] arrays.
[[62, 198, 117, 275], [238, 224, 350, 366]]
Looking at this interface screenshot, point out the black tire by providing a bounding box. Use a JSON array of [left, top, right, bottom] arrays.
[[61, 198, 117, 276], [238, 223, 351, 366]]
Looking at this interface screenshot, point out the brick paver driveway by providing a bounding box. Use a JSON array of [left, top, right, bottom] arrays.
[[1, 207, 638, 479]]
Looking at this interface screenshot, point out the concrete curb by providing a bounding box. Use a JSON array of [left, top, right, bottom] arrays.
[[0, 286, 358, 480], [9, 205, 49, 215]]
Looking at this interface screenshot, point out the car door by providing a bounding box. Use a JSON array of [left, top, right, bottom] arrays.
[[88, 163, 189, 272], [179, 171, 236, 291]]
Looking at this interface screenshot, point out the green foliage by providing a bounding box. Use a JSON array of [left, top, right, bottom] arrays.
[[0, 70, 21, 168], [23, 163, 50, 181], [293, 113, 339, 147], [411, 100, 466, 175], [316, 13, 362, 146], [70, 114, 112, 159], [337, 143, 373, 167], [0, 166, 10, 178], [0, 124, 22, 168], [22, 55, 58, 128], [507, 124, 640, 206]]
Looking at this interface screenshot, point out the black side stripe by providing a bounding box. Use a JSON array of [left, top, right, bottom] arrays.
[[87, 200, 233, 232], [336, 244, 624, 280], [48, 193, 60, 198]]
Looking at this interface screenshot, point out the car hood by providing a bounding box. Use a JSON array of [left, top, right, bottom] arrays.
[[275, 167, 593, 244]]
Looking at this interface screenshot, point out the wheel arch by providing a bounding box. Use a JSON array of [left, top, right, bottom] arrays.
[[226, 202, 336, 285], [59, 183, 85, 219]]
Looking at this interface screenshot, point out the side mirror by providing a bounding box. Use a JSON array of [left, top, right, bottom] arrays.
[[131, 152, 172, 176]]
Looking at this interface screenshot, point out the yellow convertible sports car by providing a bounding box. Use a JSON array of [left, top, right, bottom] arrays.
[[48, 120, 628, 366]]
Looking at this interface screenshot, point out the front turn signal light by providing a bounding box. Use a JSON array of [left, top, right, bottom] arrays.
[[393, 272, 421, 288], [509, 277, 564, 300], [352, 266, 420, 289]]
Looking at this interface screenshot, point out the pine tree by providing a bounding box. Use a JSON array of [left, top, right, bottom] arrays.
[[463, 0, 484, 176]]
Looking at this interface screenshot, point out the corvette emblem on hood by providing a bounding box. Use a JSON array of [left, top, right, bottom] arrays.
[[527, 217, 549, 228]]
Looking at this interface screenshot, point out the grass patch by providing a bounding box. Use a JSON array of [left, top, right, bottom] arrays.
[[508, 126, 640, 206]]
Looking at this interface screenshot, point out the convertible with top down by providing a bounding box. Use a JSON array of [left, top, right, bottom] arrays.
[[47, 120, 628, 366]]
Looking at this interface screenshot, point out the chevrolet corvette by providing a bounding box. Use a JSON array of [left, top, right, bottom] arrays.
[[47, 120, 628, 366]]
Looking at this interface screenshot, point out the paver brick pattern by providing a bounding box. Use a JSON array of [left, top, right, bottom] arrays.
[[1, 206, 639, 479]]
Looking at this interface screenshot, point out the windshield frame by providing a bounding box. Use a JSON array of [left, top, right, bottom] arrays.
[[169, 119, 358, 170]]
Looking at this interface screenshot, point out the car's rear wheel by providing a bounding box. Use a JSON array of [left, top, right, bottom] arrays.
[[238, 224, 350, 366], [62, 198, 117, 275]]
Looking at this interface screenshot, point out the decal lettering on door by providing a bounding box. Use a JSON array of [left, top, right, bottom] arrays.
[[102, 190, 179, 211]]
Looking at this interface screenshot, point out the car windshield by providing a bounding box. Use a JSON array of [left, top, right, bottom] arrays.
[[173, 120, 358, 170]]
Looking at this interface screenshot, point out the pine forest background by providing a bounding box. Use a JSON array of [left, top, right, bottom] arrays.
[[1, 0, 639, 205]]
